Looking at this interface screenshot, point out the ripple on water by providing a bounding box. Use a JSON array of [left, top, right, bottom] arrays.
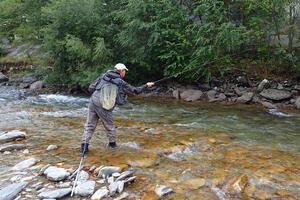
[[25, 94, 89, 107], [40, 108, 88, 118], [268, 109, 300, 118]]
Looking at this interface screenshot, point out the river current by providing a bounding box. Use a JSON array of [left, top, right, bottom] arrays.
[[0, 86, 299, 199]]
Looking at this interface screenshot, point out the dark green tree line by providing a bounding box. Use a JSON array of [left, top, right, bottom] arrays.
[[0, 0, 299, 86]]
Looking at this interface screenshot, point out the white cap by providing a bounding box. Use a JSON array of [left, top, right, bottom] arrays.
[[114, 63, 128, 71]]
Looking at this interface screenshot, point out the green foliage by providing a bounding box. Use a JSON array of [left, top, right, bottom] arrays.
[[0, 0, 299, 86]]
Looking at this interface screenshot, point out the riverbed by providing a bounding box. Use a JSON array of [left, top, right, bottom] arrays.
[[0, 86, 299, 199]]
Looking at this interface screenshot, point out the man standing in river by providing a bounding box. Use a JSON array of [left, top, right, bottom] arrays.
[[80, 63, 154, 154]]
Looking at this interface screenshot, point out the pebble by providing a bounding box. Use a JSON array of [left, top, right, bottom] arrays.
[[114, 192, 129, 200], [46, 145, 58, 151], [22, 149, 29, 154], [109, 181, 118, 196], [155, 185, 174, 198], [43, 166, 70, 181], [91, 187, 109, 200], [98, 166, 121, 178], [117, 181, 124, 193]]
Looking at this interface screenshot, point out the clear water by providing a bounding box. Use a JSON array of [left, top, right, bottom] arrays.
[[0, 86, 300, 199]]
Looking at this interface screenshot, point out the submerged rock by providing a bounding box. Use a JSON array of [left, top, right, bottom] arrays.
[[91, 187, 109, 200], [260, 89, 292, 101], [0, 182, 28, 200], [0, 144, 25, 152], [98, 166, 121, 178], [12, 158, 38, 171], [260, 101, 277, 109], [38, 188, 71, 199], [0, 130, 26, 143], [43, 166, 70, 181], [46, 145, 58, 151], [182, 178, 205, 190], [155, 185, 174, 198], [75, 180, 95, 197]]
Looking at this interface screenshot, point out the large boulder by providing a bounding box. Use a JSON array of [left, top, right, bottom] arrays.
[[29, 80, 44, 90], [237, 92, 254, 103], [295, 97, 300, 109], [0, 72, 9, 83], [0, 130, 26, 143], [260, 89, 292, 101], [43, 166, 70, 181], [180, 89, 203, 102], [0, 182, 28, 200]]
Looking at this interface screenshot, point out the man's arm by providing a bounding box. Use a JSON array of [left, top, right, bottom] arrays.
[[122, 81, 154, 95]]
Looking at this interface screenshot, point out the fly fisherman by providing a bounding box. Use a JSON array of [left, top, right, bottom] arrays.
[[80, 63, 154, 154]]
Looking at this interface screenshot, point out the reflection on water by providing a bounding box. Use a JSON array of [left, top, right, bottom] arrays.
[[0, 86, 300, 199]]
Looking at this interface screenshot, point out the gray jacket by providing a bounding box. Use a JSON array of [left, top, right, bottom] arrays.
[[91, 69, 146, 108]]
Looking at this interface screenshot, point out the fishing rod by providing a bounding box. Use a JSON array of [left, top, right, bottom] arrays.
[[71, 155, 84, 196]]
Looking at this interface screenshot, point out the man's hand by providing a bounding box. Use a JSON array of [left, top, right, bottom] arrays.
[[146, 82, 155, 88]]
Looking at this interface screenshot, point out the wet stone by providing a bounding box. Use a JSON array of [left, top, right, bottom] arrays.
[[75, 180, 96, 197], [77, 170, 89, 183], [116, 170, 134, 182], [38, 188, 71, 199], [0, 182, 28, 200], [46, 145, 58, 151], [22, 149, 29, 154], [182, 178, 205, 190], [0, 130, 26, 143], [98, 166, 121, 178], [12, 158, 38, 171], [0, 144, 25, 152], [114, 192, 129, 200], [91, 186, 109, 200], [155, 185, 174, 198], [109, 181, 118, 196], [43, 166, 70, 181]]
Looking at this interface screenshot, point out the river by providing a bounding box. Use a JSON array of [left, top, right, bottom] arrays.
[[0, 86, 299, 199]]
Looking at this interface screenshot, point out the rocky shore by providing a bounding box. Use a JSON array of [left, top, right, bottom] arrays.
[[0, 130, 158, 200], [1, 72, 300, 111], [143, 75, 300, 111]]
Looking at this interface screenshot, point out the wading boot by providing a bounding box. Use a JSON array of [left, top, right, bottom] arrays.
[[80, 143, 89, 155], [108, 142, 118, 150]]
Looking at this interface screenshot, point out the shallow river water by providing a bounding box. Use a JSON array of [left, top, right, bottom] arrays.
[[0, 86, 300, 199]]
